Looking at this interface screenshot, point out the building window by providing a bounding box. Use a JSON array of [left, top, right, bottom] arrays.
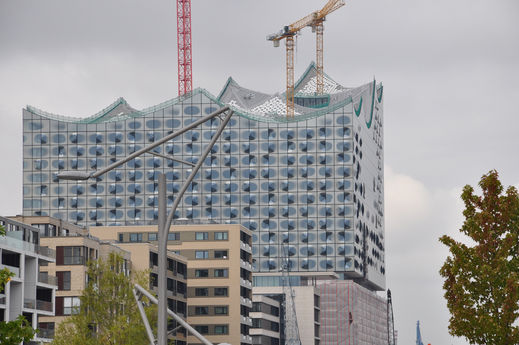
[[195, 269, 209, 278], [57, 271, 71, 291], [214, 287, 228, 296], [195, 306, 209, 315], [214, 325, 228, 335], [214, 250, 228, 259], [62, 246, 84, 265], [118, 234, 123, 242], [148, 233, 157, 241], [214, 232, 228, 240], [195, 251, 209, 259], [195, 232, 208, 240], [168, 233, 179, 241], [214, 269, 228, 278], [129, 233, 142, 242], [194, 325, 208, 334], [63, 297, 80, 315], [195, 288, 209, 297], [214, 306, 228, 315]]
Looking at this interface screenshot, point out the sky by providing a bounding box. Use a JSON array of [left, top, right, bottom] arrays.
[[1, 0, 518, 344]]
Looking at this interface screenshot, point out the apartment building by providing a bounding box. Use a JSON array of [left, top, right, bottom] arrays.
[[90, 222, 254, 345], [0, 216, 56, 344], [250, 294, 282, 345]]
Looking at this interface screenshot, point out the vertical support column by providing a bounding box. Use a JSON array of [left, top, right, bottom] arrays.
[[286, 36, 295, 118], [157, 173, 167, 345], [315, 22, 324, 95]]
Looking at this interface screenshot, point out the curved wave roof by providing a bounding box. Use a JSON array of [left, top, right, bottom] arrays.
[[25, 62, 382, 124]]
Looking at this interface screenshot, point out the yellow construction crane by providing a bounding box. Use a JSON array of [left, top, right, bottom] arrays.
[[267, 0, 345, 117]]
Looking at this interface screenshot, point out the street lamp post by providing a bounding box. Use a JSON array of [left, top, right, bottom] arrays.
[[57, 107, 233, 345]]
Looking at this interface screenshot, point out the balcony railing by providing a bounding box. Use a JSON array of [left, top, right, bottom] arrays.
[[38, 272, 58, 286], [0, 264, 20, 277], [24, 299, 53, 312], [0, 235, 55, 259]]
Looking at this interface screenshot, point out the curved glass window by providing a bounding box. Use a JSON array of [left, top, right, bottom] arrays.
[[337, 167, 351, 178], [70, 147, 85, 156], [300, 246, 316, 257], [70, 211, 85, 221], [242, 169, 257, 179], [185, 130, 200, 141], [280, 130, 295, 140], [128, 121, 142, 129], [300, 219, 316, 230], [34, 134, 48, 144], [337, 205, 353, 216], [319, 193, 333, 203], [299, 129, 315, 139], [224, 182, 238, 193], [222, 168, 237, 179], [146, 119, 162, 129], [261, 143, 276, 155], [186, 182, 198, 193], [337, 142, 351, 152], [89, 158, 104, 169], [319, 167, 332, 177], [166, 119, 181, 128], [165, 144, 181, 155], [185, 196, 199, 206], [261, 129, 276, 140], [87, 146, 103, 156], [127, 158, 142, 168], [127, 209, 142, 219], [52, 160, 65, 170], [184, 105, 200, 115], [261, 168, 275, 178], [30, 147, 48, 157], [242, 207, 257, 217], [299, 155, 315, 165], [280, 155, 295, 166], [69, 198, 84, 208], [222, 143, 238, 154], [89, 183, 104, 194], [337, 153, 351, 163], [301, 259, 316, 269], [319, 180, 332, 191], [147, 132, 161, 142], [319, 155, 333, 165], [128, 183, 142, 194], [167, 183, 180, 193], [204, 195, 218, 205], [204, 207, 218, 218], [261, 181, 276, 192], [262, 246, 276, 257], [280, 141, 295, 151], [242, 155, 257, 165], [52, 198, 66, 208], [337, 127, 351, 138], [337, 180, 351, 190], [69, 133, 84, 144], [319, 207, 333, 217], [52, 134, 66, 144], [241, 143, 256, 154], [70, 185, 84, 195], [261, 207, 276, 218], [300, 167, 315, 178], [127, 132, 142, 142], [145, 170, 159, 181], [128, 196, 143, 207], [280, 220, 296, 230], [280, 194, 295, 204], [301, 181, 314, 191], [337, 192, 352, 203], [224, 208, 239, 218], [319, 259, 334, 269], [338, 245, 353, 256], [280, 181, 295, 191], [34, 160, 48, 170], [337, 115, 351, 125], [243, 194, 257, 205], [52, 146, 66, 156], [300, 232, 316, 243], [108, 170, 123, 182], [281, 206, 296, 217], [223, 156, 238, 167], [337, 218, 352, 229], [243, 130, 257, 141], [145, 158, 161, 168], [261, 219, 276, 230], [280, 168, 295, 178], [108, 184, 123, 194], [203, 130, 216, 140], [223, 130, 238, 141], [223, 194, 238, 205], [242, 181, 257, 192], [88, 133, 103, 143], [127, 144, 142, 154], [108, 197, 123, 208], [319, 127, 331, 137], [204, 182, 218, 193], [70, 159, 85, 169], [320, 245, 333, 256], [319, 140, 332, 151], [300, 194, 315, 204], [128, 170, 143, 181], [261, 193, 276, 204], [319, 219, 333, 230], [89, 197, 104, 208], [185, 143, 200, 154], [108, 132, 123, 143], [299, 141, 314, 152], [243, 220, 257, 231]]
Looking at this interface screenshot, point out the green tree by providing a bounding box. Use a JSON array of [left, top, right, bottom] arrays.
[[52, 252, 155, 345], [439, 170, 519, 345], [0, 225, 38, 345]]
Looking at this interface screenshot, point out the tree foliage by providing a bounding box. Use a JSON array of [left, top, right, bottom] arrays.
[[439, 170, 519, 345], [0, 225, 37, 344], [51, 252, 155, 345]]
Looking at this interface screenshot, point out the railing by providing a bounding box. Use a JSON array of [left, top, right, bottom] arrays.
[[38, 272, 58, 286], [240, 241, 252, 253], [37, 300, 53, 312], [36, 245, 56, 259], [0, 235, 55, 259], [24, 298, 35, 309], [0, 264, 20, 277]]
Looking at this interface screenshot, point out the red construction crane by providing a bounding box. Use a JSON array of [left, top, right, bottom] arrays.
[[177, 0, 192, 96]]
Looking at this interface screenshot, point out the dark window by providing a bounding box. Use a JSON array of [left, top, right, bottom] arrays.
[[214, 306, 228, 315], [195, 306, 209, 315], [56, 271, 71, 291], [214, 325, 228, 335], [195, 269, 208, 278], [195, 288, 209, 297], [129, 233, 142, 242], [214, 287, 228, 296], [214, 269, 228, 278], [194, 325, 208, 334], [168, 233, 180, 241], [214, 250, 228, 259]]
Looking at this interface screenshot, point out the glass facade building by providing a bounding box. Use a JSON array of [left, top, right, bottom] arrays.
[[22, 64, 385, 290]]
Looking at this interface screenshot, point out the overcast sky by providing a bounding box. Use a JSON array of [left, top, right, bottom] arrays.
[[1, 1, 518, 344]]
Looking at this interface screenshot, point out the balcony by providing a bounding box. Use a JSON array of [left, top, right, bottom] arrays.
[[240, 259, 252, 271], [0, 234, 55, 259], [0, 264, 20, 277], [24, 299, 53, 312], [240, 277, 252, 289], [240, 241, 252, 253], [38, 272, 57, 286], [241, 315, 253, 326], [241, 334, 253, 344], [240, 296, 252, 308]]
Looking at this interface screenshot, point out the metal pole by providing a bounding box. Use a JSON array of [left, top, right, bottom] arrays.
[[135, 284, 213, 345], [157, 173, 167, 345], [133, 288, 156, 345]]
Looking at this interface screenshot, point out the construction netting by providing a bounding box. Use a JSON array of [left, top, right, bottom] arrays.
[[318, 280, 388, 345]]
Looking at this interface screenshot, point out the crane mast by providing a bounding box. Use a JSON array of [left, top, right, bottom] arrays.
[[177, 0, 192, 96], [267, 0, 345, 117], [281, 244, 301, 345]]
